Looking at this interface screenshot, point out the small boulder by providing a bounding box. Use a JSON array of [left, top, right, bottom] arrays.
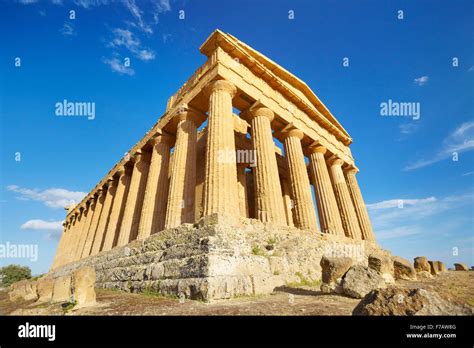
[[320, 256, 353, 284], [8, 280, 38, 301], [454, 263, 468, 271], [368, 251, 394, 283], [428, 261, 439, 275], [393, 256, 417, 280], [51, 276, 72, 303], [36, 277, 54, 303], [73, 267, 97, 308], [413, 257, 430, 273], [353, 287, 473, 316], [435, 261, 446, 273], [341, 265, 386, 299]]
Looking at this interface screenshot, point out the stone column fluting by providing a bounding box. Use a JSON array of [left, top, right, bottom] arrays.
[[165, 110, 198, 229], [52, 220, 70, 269], [345, 167, 376, 242], [69, 207, 86, 262], [82, 189, 106, 257], [137, 134, 172, 240], [236, 163, 249, 218], [282, 129, 318, 231], [74, 198, 95, 261], [248, 107, 286, 224], [328, 157, 362, 239], [90, 178, 118, 256], [281, 177, 294, 227], [62, 213, 78, 265], [308, 146, 345, 236], [117, 151, 150, 247], [102, 166, 132, 251], [202, 80, 240, 218]]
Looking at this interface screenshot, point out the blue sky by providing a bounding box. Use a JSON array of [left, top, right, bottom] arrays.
[[0, 0, 473, 275]]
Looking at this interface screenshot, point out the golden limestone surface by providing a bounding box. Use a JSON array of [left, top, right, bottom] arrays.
[[51, 30, 376, 270]]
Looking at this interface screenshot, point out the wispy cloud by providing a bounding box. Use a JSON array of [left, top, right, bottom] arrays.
[[60, 22, 76, 36], [108, 28, 155, 61], [102, 57, 135, 75], [367, 197, 436, 210], [123, 0, 152, 34], [468, 66, 474, 72], [405, 121, 474, 171], [369, 193, 473, 244], [16, 0, 38, 4], [399, 123, 418, 135], [369, 193, 473, 232], [7, 185, 86, 208], [414, 75, 429, 86]]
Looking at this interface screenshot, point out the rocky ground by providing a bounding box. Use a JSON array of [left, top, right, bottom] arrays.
[[1, 271, 472, 316]]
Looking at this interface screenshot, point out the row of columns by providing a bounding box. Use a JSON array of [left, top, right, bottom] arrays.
[[52, 78, 376, 270]]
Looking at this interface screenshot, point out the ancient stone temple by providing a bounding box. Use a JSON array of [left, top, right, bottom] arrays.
[[50, 30, 378, 301]]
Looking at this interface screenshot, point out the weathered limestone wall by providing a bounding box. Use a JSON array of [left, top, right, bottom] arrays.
[[48, 215, 381, 301]]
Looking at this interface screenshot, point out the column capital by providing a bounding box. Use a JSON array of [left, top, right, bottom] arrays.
[[281, 128, 304, 140], [106, 176, 118, 188], [204, 79, 237, 98], [328, 155, 344, 167], [308, 145, 327, 154], [344, 166, 359, 175], [248, 107, 274, 122], [149, 134, 174, 147], [174, 107, 201, 125]]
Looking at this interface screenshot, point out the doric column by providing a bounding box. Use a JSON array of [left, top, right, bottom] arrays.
[[90, 178, 118, 256], [248, 107, 286, 224], [102, 166, 132, 251], [137, 135, 172, 240], [308, 146, 345, 236], [282, 129, 318, 231], [236, 163, 249, 218], [69, 207, 87, 261], [281, 177, 294, 227], [202, 80, 240, 217], [165, 110, 198, 229], [51, 221, 69, 269], [328, 157, 362, 239], [117, 151, 150, 246], [345, 167, 376, 242], [61, 214, 77, 265], [74, 198, 96, 261], [82, 189, 106, 257]]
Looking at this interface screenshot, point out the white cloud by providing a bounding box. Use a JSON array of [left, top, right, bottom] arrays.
[[21, 219, 63, 231], [7, 185, 86, 208], [367, 197, 436, 210], [399, 123, 418, 135], [16, 0, 38, 4], [123, 0, 152, 34], [405, 121, 474, 170], [414, 75, 429, 86], [102, 57, 135, 75], [468, 66, 474, 72], [376, 226, 423, 240], [108, 28, 155, 61], [60, 22, 76, 36], [368, 194, 473, 231]]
